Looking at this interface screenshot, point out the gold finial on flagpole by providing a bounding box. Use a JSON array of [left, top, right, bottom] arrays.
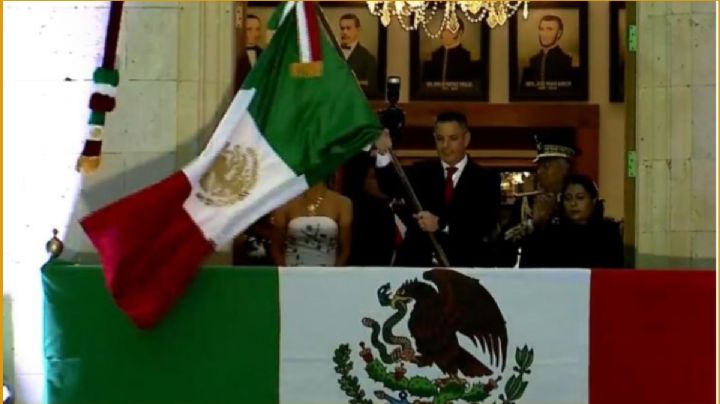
[[46, 229, 64, 259]]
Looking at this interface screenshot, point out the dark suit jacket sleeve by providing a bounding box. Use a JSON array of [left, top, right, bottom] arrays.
[[475, 170, 502, 236], [556, 53, 573, 81], [378, 163, 501, 233], [444, 166, 501, 267], [560, 53, 573, 73], [471, 169, 502, 266], [377, 161, 440, 232], [546, 50, 573, 82], [366, 50, 378, 93], [519, 225, 556, 268], [376, 160, 415, 200], [350, 45, 377, 89], [598, 221, 625, 268], [422, 60, 435, 82], [485, 173, 502, 231], [235, 56, 251, 92], [459, 48, 473, 82], [523, 53, 542, 83], [423, 49, 442, 82], [376, 162, 430, 240]]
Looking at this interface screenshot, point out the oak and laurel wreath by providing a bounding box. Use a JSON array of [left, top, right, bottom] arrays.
[[333, 344, 534, 404], [334, 344, 373, 404], [498, 346, 533, 404]]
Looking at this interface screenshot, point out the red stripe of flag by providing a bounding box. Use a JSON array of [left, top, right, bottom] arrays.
[[302, 1, 322, 62], [589, 270, 715, 404], [80, 171, 215, 329]]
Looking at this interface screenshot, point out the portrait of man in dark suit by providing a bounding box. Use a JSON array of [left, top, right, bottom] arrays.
[[235, 14, 264, 89], [510, 3, 588, 101], [422, 19, 474, 84], [410, 15, 489, 101], [373, 112, 501, 268], [521, 15, 573, 85], [610, 2, 627, 102], [339, 13, 377, 94]]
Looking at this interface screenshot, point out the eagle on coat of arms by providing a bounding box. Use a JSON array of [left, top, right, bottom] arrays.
[[333, 269, 534, 404], [196, 142, 258, 207]]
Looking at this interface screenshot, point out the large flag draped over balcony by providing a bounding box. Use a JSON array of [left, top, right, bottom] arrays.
[[43, 264, 715, 404]]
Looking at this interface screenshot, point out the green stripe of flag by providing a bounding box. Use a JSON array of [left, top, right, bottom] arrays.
[[43, 262, 280, 404], [241, 4, 381, 185]]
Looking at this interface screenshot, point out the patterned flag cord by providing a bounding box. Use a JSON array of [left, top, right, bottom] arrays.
[[75, 1, 124, 174]]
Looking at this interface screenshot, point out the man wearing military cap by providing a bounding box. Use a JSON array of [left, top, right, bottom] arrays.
[[498, 132, 576, 266]]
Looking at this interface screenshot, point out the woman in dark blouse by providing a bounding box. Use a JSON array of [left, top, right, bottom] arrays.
[[521, 174, 625, 268]]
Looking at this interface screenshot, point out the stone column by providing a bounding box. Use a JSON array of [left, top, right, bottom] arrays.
[[61, 2, 236, 259], [635, 2, 716, 268], [176, 2, 236, 167]]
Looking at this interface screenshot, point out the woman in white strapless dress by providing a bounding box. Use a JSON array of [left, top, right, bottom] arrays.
[[270, 182, 353, 266]]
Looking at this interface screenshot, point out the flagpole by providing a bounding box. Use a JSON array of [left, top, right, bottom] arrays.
[[313, 3, 451, 268], [313, 3, 345, 60]]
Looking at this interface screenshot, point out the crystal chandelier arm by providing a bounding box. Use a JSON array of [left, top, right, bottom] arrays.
[[366, 0, 528, 33]]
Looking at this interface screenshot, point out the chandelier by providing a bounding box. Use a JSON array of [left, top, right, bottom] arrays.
[[366, 1, 529, 37]]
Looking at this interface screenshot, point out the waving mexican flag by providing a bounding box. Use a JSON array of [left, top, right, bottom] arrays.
[[80, 2, 382, 329]]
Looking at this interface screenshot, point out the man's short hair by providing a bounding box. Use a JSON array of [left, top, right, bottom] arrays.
[[340, 13, 361, 28], [435, 111, 469, 132], [539, 15, 564, 31], [247, 14, 261, 23]]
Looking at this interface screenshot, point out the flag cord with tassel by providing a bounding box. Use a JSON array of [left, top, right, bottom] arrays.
[[76, 1, 124, 174]]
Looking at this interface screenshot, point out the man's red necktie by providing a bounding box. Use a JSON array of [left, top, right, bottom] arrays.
[[444, 166, 457, 206]]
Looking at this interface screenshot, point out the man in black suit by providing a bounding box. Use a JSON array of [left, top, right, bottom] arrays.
[[422, 19, 474, 84], [521, 15, 573, 86], [235, 14, 264, 90], [374, 112, 501, 268], [339, 14, 378, 94]]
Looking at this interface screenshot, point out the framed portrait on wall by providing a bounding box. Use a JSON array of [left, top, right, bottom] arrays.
[[319, 2, 388, 100], [610, 2, 627, 102], [410, 13, 490, 101], [509, 1, 588, 101], [236, 2, 278, 88], [241, 2, 387, 99]]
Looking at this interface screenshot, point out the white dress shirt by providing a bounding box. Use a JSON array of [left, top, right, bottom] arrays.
[[246, 48, 258, 67], [341, 41, 358, 60]]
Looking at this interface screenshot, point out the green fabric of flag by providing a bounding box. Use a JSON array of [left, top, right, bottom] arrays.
[[241, 3, 381, 185], [43, 262, 279, 404], [42, 262, 715, 404]]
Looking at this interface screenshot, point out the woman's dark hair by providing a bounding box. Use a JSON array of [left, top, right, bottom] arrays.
[[341, 153, 373, 200], [324, 174, 336, 190], [561, 174, 605, 223]]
